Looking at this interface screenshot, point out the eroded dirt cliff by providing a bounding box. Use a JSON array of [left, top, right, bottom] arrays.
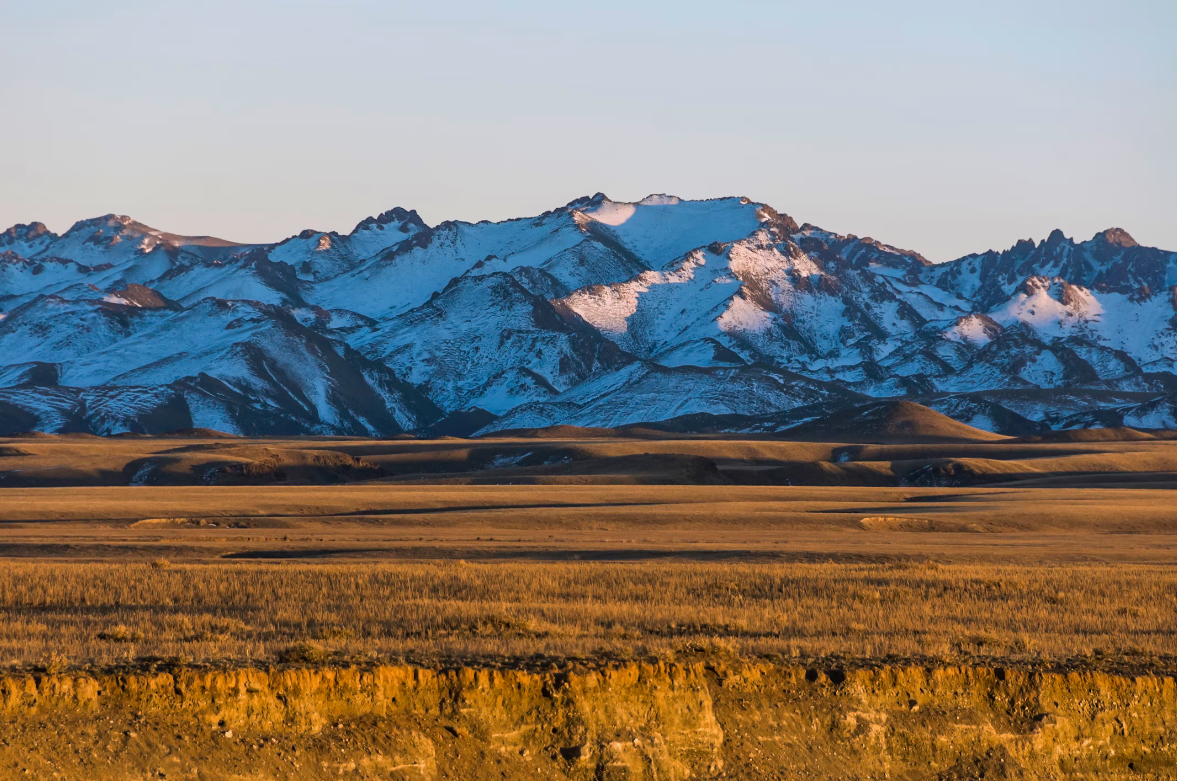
[[0, 660, 1174, 779]]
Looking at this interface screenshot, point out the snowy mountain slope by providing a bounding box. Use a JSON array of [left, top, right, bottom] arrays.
[[312, 205, 594, 318], [350, 272, 632, 414], [983, 276, 1177, 370], [519, 239, 647, 297], [559, 244, 749, 359], [0, 294, 440, 435], [22, 214, 257, 266], [0, 361, 59, 388], [0, 215, 267, 309], [0, 379, 403, 437], [919, 394, 1051, 437], [149, 250, 311, 307], [0, 294, 167, 372], [1089, 394, 1177, 430], [267, 208, 428, 282], [477, 361, 860, 433], [636, 387, 1164, 439], [0, 252, 110, 307], [0, 223, 55, 257], [2, 195, 1177, 436], [920, 388, 1174, 433], [924, 228, 1177, 309], [559, 218, 964, 382], [573, 194, 767, 267], [0, 382, 203, 437], [84, 300, 439, 433], [311, 194, 776, 319]]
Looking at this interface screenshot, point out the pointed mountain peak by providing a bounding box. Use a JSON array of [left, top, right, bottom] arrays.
[[1092, 227, 1137, 248], [1011, 238, 1036, 255], [565, 193, 608, 209], [1043, 228, 1069, 248], [352, 207, 428, 234], [58, 214, 171, 247]]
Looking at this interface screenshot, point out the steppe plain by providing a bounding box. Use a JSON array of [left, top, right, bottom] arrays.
[[2, 404, 1177, 779]]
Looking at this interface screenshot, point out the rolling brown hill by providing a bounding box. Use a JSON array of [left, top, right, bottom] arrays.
[[781, 400, 1008, 443]]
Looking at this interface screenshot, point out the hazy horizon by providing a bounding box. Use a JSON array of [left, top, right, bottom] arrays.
[[4, 0, 1175, 262]]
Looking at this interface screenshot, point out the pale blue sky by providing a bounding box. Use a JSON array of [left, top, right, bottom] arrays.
[[2, 0, 1174, 261]]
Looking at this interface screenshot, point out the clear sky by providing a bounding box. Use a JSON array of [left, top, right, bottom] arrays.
[[2, 0, 1174, 262]]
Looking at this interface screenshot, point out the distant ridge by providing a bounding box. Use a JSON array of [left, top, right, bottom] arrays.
[[2, 194, 1176, 436]]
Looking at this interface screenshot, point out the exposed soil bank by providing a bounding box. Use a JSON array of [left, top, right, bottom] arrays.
[[0, 661, 1174, 779]]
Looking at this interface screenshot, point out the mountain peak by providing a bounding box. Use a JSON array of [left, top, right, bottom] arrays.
[[71, 214, 138, 230], [2, 221, 50, 236], [1092, 227, 1137, 248], [1011, 238, 1036, 255], [0, 221, 54, 244], [60, 214, 156, 242], [1043, 228, 1069, 248], [564, 193, 608, 209], [637, 194, 681, 206], [352, 207, 428, 234]]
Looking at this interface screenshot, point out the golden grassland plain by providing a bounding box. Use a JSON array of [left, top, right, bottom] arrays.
[[1, 559, 1175, 671], [0, 480, 1175, 670], [5, 427, 1177, 778]]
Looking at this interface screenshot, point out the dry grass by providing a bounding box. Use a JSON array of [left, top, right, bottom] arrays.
[[2, 454, 1176, 672], [0, 559, 1174, 669]]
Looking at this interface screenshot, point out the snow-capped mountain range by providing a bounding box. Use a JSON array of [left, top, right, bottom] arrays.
[[2, 195, 1175, 436]]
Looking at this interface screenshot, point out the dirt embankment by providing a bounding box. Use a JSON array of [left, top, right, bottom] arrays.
[[0, 660, 1173, 779]]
